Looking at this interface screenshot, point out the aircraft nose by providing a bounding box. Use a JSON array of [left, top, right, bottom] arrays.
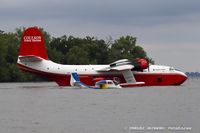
[[177, 71, 188, 85], [182, 72, 188, 81]]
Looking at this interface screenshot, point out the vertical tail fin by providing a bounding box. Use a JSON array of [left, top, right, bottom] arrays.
[[70, 72, 95, 88], [70, 72, 81, 86], [19, 27, 49, 60]]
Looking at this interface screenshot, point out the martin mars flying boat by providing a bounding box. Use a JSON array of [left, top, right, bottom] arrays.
[[17, 27, 187, 87]]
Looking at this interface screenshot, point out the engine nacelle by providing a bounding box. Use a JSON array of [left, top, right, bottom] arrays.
[[132, 58, 149, 70]]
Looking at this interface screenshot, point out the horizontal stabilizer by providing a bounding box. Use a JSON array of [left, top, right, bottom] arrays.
[[18, 55, 43, 62]]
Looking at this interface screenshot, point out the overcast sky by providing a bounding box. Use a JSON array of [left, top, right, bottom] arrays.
[[1, 0, 200, 72]]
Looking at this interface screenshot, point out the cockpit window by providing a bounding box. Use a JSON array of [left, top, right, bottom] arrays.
[[169, 67, 175, 71], [108, 81, 113, 84]]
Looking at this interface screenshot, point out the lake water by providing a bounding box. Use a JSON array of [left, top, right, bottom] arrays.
[[0, 79, 199, 133]]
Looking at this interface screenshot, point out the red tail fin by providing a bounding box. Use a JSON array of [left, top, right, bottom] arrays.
[[19, 27, 49, 60]]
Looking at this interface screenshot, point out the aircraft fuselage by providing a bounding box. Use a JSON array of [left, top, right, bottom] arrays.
[[17, 59, 187, 86]]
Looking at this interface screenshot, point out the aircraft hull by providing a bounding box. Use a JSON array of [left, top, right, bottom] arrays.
[[18, 63, 187, 87]]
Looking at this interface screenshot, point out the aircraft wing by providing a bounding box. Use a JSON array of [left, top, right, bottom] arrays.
[[97, 59, 134, 71], [96, 59, 145, 86]]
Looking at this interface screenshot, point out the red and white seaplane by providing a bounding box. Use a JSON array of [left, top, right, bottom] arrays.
[[17, 27, 187, 88]]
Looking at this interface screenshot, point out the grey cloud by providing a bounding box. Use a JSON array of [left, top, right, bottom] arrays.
[[1, 0, 200, 23]]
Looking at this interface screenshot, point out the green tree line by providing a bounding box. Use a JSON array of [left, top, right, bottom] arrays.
[[0, 28, 154, 82]]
